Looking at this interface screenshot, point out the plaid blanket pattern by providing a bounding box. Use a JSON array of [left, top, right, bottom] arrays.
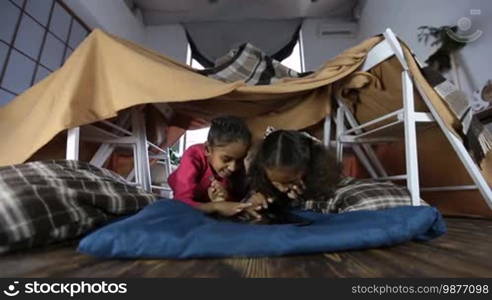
[[199, 43, 302, 85], [0, 160, 155, 254], [301, 177, 424, 213], [422, 66, 492, 164]]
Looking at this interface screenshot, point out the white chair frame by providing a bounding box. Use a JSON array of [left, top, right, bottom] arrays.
[[323, 28, 492, 208], [66, 106, 172, 193]]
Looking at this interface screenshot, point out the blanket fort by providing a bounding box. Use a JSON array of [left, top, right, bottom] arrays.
[[1, 29, 491, 217]]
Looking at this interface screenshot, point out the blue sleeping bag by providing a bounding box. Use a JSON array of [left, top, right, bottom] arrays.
[[78, 199, 446, 259]]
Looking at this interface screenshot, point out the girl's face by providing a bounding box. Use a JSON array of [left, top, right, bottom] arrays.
[[265, 166, 305, 194], [206, 141, 249, 178]]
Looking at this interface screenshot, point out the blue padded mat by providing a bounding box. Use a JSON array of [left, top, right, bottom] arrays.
[[78, 199, 446, 259]]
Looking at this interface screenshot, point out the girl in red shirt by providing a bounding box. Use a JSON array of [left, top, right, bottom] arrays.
[[168, 116, 253, 217]]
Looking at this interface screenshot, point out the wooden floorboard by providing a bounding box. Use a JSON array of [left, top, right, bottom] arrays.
[[0, 217, 491, 278]]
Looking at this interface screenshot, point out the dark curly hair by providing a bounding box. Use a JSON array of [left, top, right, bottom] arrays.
[[207, 116, 252, 147], [248, 130, 342, 203]]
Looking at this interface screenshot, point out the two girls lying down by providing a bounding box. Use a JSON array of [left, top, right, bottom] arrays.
[[168, 116, 422, 224]]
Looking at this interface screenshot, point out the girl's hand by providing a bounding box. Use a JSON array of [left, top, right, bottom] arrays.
[[286, 181, 305, 199], [272, 180, 305, 200], [208, 180, 228, 202], [213, 202, 252, 217], [243, 192, 274, 220], [247, 192, 274, 209]]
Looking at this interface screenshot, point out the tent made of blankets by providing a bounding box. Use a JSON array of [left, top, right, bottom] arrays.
[[0, 28, 491, 218]]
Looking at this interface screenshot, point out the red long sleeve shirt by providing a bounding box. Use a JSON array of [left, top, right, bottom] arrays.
[[168, 144, 233, 207]]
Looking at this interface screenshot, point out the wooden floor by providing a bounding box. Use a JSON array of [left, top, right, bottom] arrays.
[[1, 217, 491, 278]]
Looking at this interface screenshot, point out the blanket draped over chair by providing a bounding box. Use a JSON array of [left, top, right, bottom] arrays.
[[1, 29, 491, 217]]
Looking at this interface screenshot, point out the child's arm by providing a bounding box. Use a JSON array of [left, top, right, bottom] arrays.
[[196, 201, 252, 216], [242, 192, 274, 220], [172, 167, 251, 215], [169, 152, 205, 207]]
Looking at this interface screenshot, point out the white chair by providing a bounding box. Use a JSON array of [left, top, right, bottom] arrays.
[[323, 28, 492, 208]]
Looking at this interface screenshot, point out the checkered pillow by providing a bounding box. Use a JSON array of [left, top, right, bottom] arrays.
[[303, 177, 426, 213], [0, 160, 155, 254], [332, 178, 426, 213]]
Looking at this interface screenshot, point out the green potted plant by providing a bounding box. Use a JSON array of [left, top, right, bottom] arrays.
[[417, 25, 467, 72]]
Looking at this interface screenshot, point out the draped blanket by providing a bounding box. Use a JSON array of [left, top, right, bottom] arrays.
[[0, 29, 491, 217]]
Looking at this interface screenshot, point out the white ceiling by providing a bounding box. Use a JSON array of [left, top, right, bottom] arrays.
[[131, 0, 361, 25]]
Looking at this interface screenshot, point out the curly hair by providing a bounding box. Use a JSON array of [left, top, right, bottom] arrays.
[[207, 115, 252, 147], [248, 130, 342, 202]]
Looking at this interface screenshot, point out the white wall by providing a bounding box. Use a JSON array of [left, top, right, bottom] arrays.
[[357, 0, 492, 96], [64, 0, 146, 44], [301, 18, 359, 71], [301, 1, 492, 97], [144, 25, 188, 63], [64, 1, 188, 63]]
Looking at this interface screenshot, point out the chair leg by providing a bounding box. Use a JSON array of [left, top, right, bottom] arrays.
[[342, 105, 389, 178], [323, 115, 331, 148], [165, 149, 172, 179], [66, 127, 80, 160], [335, 106, 345, 164], [132, 108, 152, 192], [89, 112, 131, 167], [89, 144, 115, 167], [352, 145, 380, 179], [402, 71, 421, 206]]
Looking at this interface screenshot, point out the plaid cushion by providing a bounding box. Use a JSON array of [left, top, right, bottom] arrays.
[[303, 177, 426, 213], [199, 43, 304, 85], [0, 160, 155, 254]]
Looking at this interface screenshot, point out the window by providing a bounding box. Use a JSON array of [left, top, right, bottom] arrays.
[[280, 39, 304, 72], [180, 44, 210, 150], [281, 29, 305, 73], [0, 0, 90, 106]]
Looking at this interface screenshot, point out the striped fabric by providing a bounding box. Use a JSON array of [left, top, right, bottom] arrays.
[[198, 43, 303, 85], [0, 160, 155, 254], [302, 177, 426, 214]]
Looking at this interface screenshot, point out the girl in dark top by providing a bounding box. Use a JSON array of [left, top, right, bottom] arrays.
[[244, 129, 420, 221], [244, 129, 342, 220]]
